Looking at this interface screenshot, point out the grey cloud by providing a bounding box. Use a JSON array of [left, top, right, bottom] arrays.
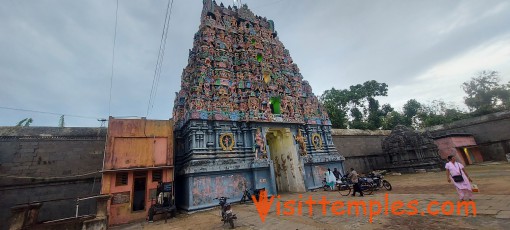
[[1, 0, 510, 127]]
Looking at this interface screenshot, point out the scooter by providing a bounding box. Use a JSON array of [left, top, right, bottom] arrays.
[[215, 197, 237, 229]]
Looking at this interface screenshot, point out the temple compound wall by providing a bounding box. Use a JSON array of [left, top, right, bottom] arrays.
[[0, 127, 105, 226], [172, 1, 344, 211], [331, 129, 391, 174]]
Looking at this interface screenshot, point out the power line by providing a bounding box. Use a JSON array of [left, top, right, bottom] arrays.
[[146, 0, 174, 117], [147, 0, 173, 117], [108, 0, 119, 117], [0, 106, 104, 120]]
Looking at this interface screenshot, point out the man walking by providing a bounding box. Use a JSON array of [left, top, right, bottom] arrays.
[[349, 168, 363, 197]]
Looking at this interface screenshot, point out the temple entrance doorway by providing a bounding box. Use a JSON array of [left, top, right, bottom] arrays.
[[266, 128, 306, 193]]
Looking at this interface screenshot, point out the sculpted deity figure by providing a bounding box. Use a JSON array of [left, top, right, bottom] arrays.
[[295, 129, 307, 156], [264, 105, 272, 121], [254, 128, 267, 159]]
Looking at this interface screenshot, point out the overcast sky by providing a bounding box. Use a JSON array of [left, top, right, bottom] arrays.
[[1, 0, 510, 127]]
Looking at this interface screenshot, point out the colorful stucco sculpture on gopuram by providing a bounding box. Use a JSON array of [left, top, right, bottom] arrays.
[[173, 0, 345, 211]]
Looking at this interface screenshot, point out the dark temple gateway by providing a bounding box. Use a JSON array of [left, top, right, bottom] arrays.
[[382, 125, 443, 173], [172, 1, 344, 211]]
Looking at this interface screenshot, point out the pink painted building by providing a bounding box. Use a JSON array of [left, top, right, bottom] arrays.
[[101, 117, 175, 226], [434, 134, 483, 165]]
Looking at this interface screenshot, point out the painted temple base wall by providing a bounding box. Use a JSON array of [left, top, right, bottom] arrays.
[[303, 161, 345, 189], [175, 166, 274, 211], [174, 120, 345, 211]]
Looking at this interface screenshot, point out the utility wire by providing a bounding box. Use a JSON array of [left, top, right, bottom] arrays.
[[108, 0, 119, 117], [147, 0, 172, 117], [0, 106, 104, 120], [146, 0, 174, 117], [152, 0, 173, 113]]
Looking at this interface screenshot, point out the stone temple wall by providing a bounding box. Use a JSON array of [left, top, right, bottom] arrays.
[[0, 127, 105, 225], [172, 1, 344, 211], [331, 129, 391, 174]]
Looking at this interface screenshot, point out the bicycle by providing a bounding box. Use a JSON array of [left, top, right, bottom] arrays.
[[240, 188, 252, 204], [240, 187, 266, 203], [337, 175, 352, 196]]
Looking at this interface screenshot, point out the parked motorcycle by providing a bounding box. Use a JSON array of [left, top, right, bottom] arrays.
[[336, 174, 374, 196], [215, 197, 237, 229], [356, 177, 375, 195], [368, 172, 392, 191]]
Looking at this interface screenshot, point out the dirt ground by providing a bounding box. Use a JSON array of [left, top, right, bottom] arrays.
[[113, 162, 510, 230], [383, 162, 510, 195]]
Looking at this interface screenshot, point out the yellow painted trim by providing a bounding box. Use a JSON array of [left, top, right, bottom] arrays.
[[219, 133, 235, 151], [311, 133, 323, 150]]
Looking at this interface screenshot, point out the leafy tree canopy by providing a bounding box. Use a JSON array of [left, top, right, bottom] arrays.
[[321, 80, 391, 130], [462, 70, 510, 115], [16, 118, 33, 127]]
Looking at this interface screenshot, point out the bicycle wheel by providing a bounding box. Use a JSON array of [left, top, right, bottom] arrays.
[[229, 219, 235, 229], [240, 192, 249, 204], [361, 182, 374, 195], [337, 184, 351, 196]]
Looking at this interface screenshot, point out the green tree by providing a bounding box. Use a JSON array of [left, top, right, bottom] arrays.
[[321, 80, 390, 130], [379, 99, 421, 130], [402, 99, 421, 127], [382, 111, 406, 130], [417, 100, 469, 128], [462, 70, 510, 115], [320, 88, 349, 128], [16, 118, 33, 127], [59, 115, 65, 127]]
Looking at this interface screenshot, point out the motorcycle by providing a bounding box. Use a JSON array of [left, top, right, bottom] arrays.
[[336, 174, 374, 196], [215, 197, 237, 229], [368, 172, 392, 191]]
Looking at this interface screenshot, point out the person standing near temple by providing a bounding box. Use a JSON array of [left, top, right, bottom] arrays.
[[333, 168, 341, 180], [445, 155, 474, 201], [325, 168, 336, 190], [349, 168, 363, 197]]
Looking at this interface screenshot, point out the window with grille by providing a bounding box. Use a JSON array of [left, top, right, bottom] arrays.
[[115, 172, 128, 186], [152, 170, 163, 182]]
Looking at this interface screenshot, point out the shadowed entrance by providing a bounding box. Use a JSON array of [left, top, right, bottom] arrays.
[[266, 128, 306, 193]]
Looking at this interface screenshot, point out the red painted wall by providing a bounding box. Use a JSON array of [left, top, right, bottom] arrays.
[[434, 136, 483, 165], [102, 169, 173, 226]]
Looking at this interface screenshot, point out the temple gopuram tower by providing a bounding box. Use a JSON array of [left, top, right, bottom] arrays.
[[173, 1, 345, 211]]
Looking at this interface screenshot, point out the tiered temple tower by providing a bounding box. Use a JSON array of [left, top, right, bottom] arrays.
[[173, 0, 345, 211]]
